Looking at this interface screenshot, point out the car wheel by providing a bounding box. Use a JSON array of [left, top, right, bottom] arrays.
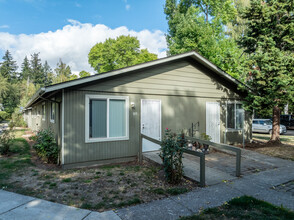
[[269, 130, 272, 135]]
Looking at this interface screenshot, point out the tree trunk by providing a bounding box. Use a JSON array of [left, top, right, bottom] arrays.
[[270, 105, 281, 144]]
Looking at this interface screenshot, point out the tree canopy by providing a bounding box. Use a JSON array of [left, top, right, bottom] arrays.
[[0, 51, 84, 117], [0, 50, 18, 83], [164, 0, 244, 78], [238, 0, 294, 142], [88, 35, 157, 73]]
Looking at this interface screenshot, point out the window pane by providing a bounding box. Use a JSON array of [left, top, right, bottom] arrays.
[[236, 104, 244, 129], [51, 102, 55, 121], [90, 99, 107, 138], [227, 103, 235, 129], [42, 105, 45, 120], [109, 99, 126, 137]]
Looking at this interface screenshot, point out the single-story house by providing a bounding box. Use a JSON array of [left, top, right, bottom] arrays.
[[23, 51, 252, 168]]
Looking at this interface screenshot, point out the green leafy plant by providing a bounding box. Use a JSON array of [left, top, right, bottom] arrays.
[[0, 111, 9, 122], [200, 133, 212, 141], [10, 112, 27, 127], [159, 128, 186, 184], [0, 130, 15, 155], [33, 128, 59, 164]]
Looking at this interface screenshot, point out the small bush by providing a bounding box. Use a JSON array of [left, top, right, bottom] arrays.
[[160, 128, 186, 184], [10, 112, 27, 127], [0, 111, 9, 122], [33, 128, 59, 164], [0, 130, 15, 155]]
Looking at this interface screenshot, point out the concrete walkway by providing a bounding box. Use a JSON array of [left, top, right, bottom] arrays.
[[143, 148, 277, 186], [117, 149, 294, 220], [1, 148, 293, 220], [0, 190, 121, 220]]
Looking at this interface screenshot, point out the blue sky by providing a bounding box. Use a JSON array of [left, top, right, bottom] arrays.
[[0, 0, 168, 73]]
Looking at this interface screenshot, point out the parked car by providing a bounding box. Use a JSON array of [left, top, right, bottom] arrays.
[[280, 114, 294, 129], [252, 119, 287, 135]]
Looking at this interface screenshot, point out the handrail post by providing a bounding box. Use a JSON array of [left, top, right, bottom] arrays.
[[236, 150, 241, 177], [139, 133, 143, 164], [200, 154, 205, 187]]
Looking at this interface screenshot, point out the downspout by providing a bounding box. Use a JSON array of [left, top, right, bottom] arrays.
[[61, 89, 65, 166]]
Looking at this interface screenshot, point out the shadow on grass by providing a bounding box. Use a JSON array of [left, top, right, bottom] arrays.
[[0, 138, 32, 187], [253, 134, 294, 144], [180, 195, 294, 220]]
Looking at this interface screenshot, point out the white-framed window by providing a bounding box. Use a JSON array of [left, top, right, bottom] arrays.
[[226, 101, 244, 130], [85, 94, 129, 143], [42, 102, 46, 121], [50, 99, 55, 123]]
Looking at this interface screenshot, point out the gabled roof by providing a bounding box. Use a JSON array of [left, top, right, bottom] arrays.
[[25, 51, 248, 108]]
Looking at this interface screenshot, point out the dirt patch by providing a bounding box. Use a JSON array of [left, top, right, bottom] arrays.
[[6, 161, 197, 212], [2, 131, 198, 212], [238, 140, 294, 161]]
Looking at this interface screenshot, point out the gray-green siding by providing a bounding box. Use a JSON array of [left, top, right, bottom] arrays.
[[62, 60, 251, 166]]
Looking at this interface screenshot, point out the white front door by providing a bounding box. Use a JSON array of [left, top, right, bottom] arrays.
[[206, 102, 220, 143], [141, 99, 161, 152]]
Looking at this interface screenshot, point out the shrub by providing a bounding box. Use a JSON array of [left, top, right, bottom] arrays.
[[10, 112, 27, 127], [0, 111, 9, 122], [159, 128, 186, 184], [33, 128, 59, 164], [200, 133, 212, 141], [0, 130, 15, 155]]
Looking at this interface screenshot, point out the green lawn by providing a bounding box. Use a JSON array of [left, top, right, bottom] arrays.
[[253, 133, 294, 145], [181, 196, 294, 220], [0, 129, 33, 188]]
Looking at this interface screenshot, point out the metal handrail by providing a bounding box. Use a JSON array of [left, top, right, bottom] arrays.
[[185, 136, 241, 177], [140, 133, 206, 187]]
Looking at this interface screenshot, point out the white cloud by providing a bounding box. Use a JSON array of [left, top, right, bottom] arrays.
[[0, 25, 9, 29], [0, 20, 167, 74], [125, 4, 130, 10]]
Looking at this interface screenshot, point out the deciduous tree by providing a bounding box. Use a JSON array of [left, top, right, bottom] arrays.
[[79, 70, 91, 78], [88, 35, 157, 73], [164, 0, 244, 78]]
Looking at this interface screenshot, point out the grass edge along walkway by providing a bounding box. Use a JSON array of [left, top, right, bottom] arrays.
[[180, 195, 294, 220]]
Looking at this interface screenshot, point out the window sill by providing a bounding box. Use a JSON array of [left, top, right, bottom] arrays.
[[85, 136, 129, 143]]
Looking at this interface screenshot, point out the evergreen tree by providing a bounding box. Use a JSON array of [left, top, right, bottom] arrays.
[[239, 0, 294, 143], [30, 53, 46, 86], [53, 59, 76, 83], [0, 50, 18, 82], [43, 61, 53, 86], [20, 56, 31, 81], [1, 83, 21, 114]]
